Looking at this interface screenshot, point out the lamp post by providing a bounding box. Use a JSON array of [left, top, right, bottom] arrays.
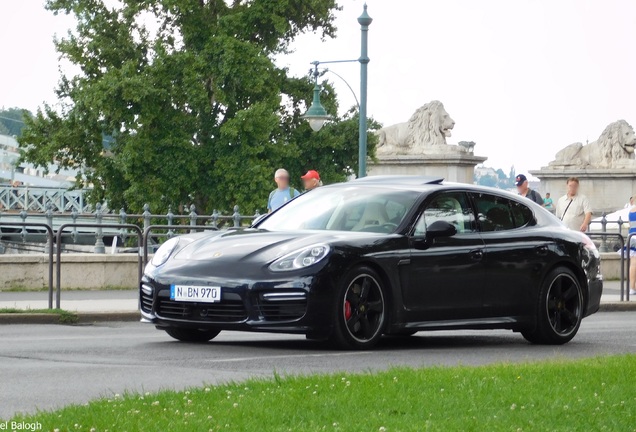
[[301, 4, 373, 178]]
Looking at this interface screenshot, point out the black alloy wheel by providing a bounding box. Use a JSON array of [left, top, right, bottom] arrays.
[[522, 267, 584, 345], [330, 266, 387, 349]]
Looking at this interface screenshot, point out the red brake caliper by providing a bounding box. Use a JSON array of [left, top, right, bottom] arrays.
[[344, 300, 352, 320]]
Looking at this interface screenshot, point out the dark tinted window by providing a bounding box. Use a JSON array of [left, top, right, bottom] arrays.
[[472, 193, 534, 232], [414, 192, 476, 236], [510, 200, 534, 228]]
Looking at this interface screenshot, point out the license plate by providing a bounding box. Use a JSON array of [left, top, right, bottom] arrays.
[[170, 285, 221, 303]]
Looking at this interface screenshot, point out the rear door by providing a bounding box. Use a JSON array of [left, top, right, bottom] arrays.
[[400, 191, 486, 321], [470, 192, 554, 317]]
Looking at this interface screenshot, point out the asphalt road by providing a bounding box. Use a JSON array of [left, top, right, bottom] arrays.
[[1, 312, 636, 419]]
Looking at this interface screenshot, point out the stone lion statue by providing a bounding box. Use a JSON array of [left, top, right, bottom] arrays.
[[549, 120, 636, 168], [376, 100, 459, 155]]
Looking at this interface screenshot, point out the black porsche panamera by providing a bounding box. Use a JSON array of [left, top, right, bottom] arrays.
[[140, 176, 602, 349]]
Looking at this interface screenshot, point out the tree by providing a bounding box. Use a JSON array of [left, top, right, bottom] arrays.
[[0, 107, 33, 137], [20, 0, 379, 215]]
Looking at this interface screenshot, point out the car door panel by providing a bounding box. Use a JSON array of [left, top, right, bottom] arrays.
[[470, 192, 556, 317], [399, 191, 486, 321]]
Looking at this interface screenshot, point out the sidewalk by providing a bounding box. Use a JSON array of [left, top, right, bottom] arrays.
[[0, 289, 138, 313], [0, 280, 634, 321]]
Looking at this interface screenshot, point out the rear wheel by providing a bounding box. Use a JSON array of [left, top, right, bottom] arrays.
[[522, 267, 583, 345], [329, 266, 387, 350], [164, 327, 221, 343]]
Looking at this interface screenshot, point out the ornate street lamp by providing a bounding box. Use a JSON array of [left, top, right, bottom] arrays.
[[302, 4, 373, 178], [302, 66, 331, 132]]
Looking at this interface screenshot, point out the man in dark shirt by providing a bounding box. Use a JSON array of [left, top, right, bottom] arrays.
[[515, 174, 544, 206]]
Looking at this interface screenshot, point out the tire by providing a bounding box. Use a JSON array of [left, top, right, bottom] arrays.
[[164, 327, 221, 343], [522, 267, 584, 345], [329, 266, 387, 350]]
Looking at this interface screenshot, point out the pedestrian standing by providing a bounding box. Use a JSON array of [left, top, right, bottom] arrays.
[[555, 177, 593, 232], [301, 170, 322, 192], [267, 168, 300, 213], [515, 174, 543, 205], [543, 192, 554, 210]]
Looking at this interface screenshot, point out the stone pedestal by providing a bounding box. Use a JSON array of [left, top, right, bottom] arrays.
[[529, 168, 636, 213], [368, 153, 488, 183]]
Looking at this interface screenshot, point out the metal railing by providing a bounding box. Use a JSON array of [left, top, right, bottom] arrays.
[[0, 185, 90, 213], [586, 232, 626, 301], [0, 203, 261, 252], [54, 223, 144, 309], [1, 203, 262, 309], [0, 221, 55, 308], [588, 213, 628, 253], [625, 233, 635, 302]]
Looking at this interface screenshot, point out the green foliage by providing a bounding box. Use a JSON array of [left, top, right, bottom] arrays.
[[19, 0, 379, 215], [10, 355, 636, 431], [0, 107, 33, 137]]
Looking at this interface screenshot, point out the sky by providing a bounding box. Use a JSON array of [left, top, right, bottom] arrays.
[[1, 0, 635, 177]]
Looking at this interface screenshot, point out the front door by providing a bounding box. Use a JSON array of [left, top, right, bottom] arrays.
[[400, 191, 486, 321]]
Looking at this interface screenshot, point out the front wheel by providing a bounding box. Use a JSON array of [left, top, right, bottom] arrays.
[[522, 267, 584, 345], [329, 266, 387, 350], [164, 327, 221, 343]]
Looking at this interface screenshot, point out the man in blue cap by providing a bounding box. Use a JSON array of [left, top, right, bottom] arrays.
[[515, 174, 544, 206]]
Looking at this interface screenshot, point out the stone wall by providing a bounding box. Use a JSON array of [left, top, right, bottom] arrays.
[[368, 153, 487, 183], [0, 253, 140, 290], [530, 168, 636, 214]]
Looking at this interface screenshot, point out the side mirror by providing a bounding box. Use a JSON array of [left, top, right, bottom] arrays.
[[411, 220, 457, 250], [427, 220, 458, 238]]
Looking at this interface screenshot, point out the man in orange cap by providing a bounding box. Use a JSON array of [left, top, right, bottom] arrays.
[[301, 170, 322, 192]]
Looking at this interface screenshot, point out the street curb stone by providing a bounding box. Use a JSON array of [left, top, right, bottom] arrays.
[[0, 311, 140, 325], [598, 302, 636, 312]]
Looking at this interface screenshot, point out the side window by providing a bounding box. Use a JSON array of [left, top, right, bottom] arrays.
[[510, 200, 534, 228], [472, 193, 533, 232], [414, 192, 476, 236]]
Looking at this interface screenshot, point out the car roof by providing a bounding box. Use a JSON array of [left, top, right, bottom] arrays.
[[330, 175, 537, 203], [350, 175, 444, 186]]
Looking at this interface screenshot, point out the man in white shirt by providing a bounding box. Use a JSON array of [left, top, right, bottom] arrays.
[[555, 177, 593, 232]]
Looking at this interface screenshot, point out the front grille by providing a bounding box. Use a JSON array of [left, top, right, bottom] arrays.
[[254, 292, 308, 322], [156, 298, 248, 323]]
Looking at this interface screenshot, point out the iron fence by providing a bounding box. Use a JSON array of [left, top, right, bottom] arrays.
[[0, 203, 262, 252], [0, 185, 90, 213], [0, 203, 262, 309]]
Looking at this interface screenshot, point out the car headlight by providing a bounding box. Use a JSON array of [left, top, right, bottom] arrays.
[[269, 244, 330, 272], [151, 237, 180, 267]]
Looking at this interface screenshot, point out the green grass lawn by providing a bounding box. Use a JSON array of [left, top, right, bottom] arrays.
[[8, 354, 636, 431]]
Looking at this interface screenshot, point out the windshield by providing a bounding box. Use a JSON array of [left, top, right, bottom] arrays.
[[258, 186, 421, 233]]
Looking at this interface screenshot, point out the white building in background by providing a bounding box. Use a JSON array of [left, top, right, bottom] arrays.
[[0, 134, 79, 187], [474, 165, 498, 178]]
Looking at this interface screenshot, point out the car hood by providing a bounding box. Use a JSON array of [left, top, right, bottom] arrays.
[[172, 229, 381, 265]]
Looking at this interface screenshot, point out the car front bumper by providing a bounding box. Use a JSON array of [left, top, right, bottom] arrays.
[[139, 273, 334, 337]]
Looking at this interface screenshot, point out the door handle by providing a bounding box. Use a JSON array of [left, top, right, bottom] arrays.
[[470, 249, 484, 261], [535, 245, 549, 256]]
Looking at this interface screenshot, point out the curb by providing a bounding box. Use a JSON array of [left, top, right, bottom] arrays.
[[0, 311, 140, 325], [598, 302, 636, 312]]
